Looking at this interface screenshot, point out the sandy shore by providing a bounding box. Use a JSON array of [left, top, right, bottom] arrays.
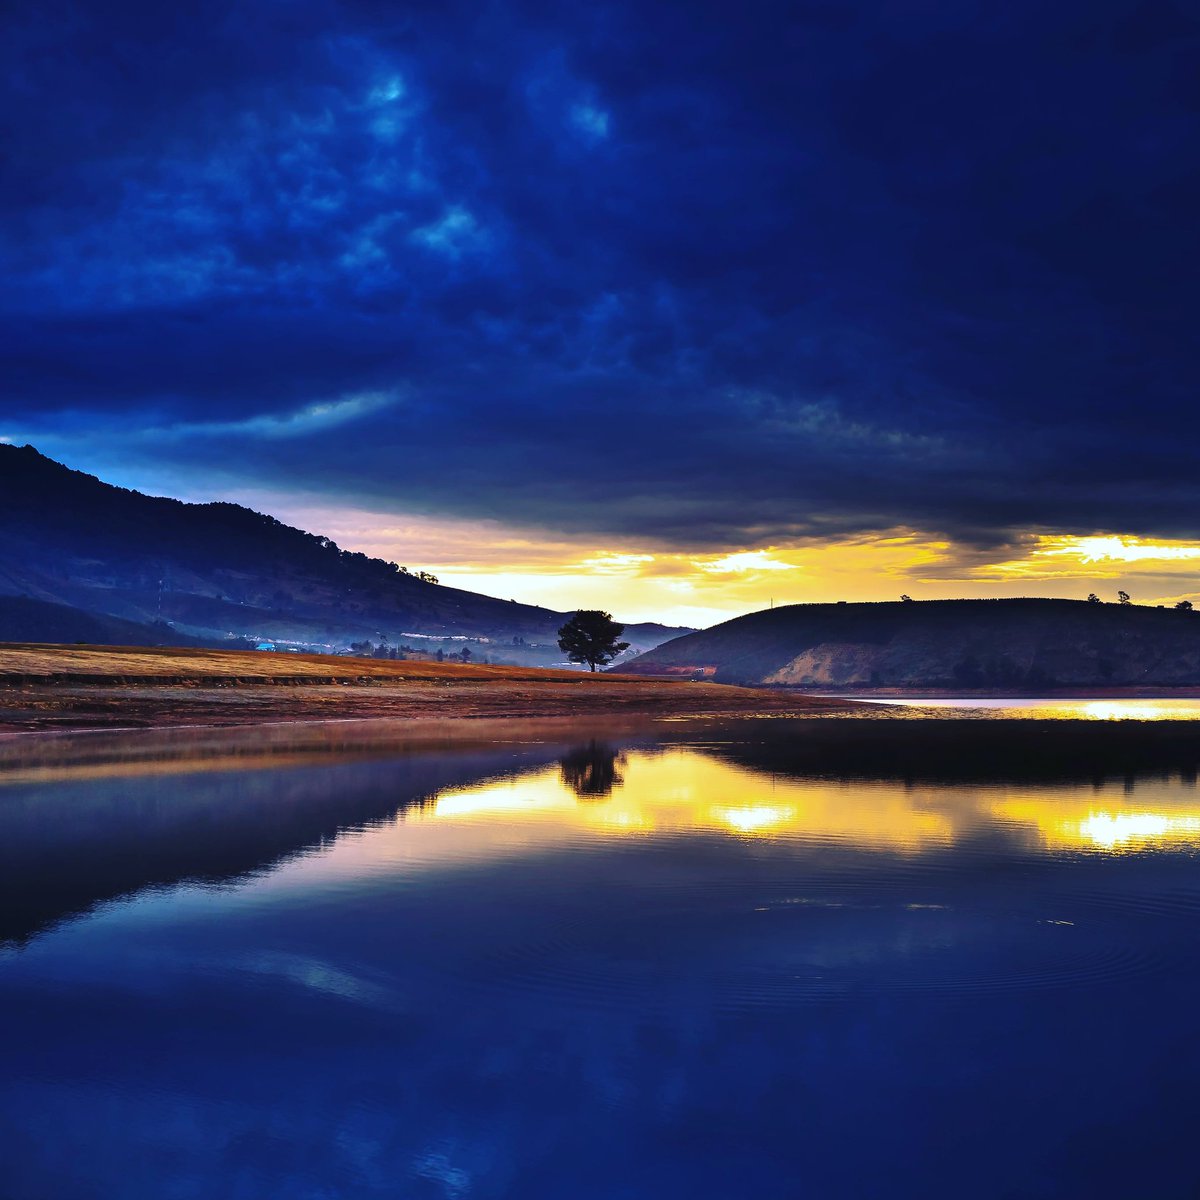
[[0, 643, 851, 734]]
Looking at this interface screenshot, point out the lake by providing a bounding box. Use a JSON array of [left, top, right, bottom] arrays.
[[3, 715, 1200, 1198]]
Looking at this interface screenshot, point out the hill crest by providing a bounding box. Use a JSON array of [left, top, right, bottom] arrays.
[[0, 444, 688, 662], [623, 597, 1200, 689]]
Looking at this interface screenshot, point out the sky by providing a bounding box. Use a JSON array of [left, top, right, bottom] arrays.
[[2, 0, 1199, 626]]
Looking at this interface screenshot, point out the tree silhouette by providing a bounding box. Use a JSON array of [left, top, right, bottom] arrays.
[[560, 742, 625, 798], [1087, 593, 1101, 603], [557, 610, 629, 671], [1176, 600, 1194, 611], [1118, 590, 1131, 605]]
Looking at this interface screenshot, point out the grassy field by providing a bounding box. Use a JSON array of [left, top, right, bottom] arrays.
[[0, 643, 617, 684], [0, 643, 849, 733]]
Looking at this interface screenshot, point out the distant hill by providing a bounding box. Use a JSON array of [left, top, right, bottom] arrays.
[[0, 597, 207, 649], [622, 598, 1200, 689], [0, 445, 689, 661]]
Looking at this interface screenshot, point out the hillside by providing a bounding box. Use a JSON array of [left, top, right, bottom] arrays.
[[0, 445, 687, 662], [622, 598, 1200, 689], [0, 597, 207, 648]]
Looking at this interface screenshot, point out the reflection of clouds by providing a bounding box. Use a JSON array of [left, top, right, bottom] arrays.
[[984, 793, 1200, 854], [1076, 701, 1200, 722], [713, 805, 795, 834], [880, 698, 1200, 720], [421, 751, 1200, 858], [1078, 812, 1200, 850], [232, 952, 404, 1013]]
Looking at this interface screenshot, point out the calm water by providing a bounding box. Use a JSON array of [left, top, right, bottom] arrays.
[[847, 696, 1200, 720], [3, 717, 1200, 1198]]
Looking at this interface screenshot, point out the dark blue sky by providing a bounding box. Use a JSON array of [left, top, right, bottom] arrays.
[[3, 0, 1199, 559]]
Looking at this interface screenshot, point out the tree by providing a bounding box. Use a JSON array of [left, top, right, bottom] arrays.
[[1087, 593, 1101, 603], [1117, 590, 1131, 605], [900, 594, 913, 602], [557, 610, 630, 672], [1176, 600, 1194, 611]]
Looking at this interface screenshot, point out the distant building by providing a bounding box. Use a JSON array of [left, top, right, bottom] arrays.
[[255, 642, 276, 651]]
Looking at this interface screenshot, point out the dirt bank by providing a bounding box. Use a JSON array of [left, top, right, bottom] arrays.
[[0, 643, 852, 734]]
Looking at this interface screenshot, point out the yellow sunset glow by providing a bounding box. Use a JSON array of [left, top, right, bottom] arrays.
[[993, 534, 1200, 576], [197, 488, 1200, 625], [1042, 536, 1200, 564], [697, 551, 796, 574]]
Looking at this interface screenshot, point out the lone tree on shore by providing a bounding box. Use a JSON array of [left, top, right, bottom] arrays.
[[557, 610, 630, 672]]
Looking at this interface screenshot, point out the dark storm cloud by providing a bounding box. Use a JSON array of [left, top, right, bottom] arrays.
[[3, 0, 1199, 548]]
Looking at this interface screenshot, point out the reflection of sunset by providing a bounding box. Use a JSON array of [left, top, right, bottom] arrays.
[[989, 791, 1200, 853], [1078, 812, 1200, 849], [254, 749, 1200, 896], [434, 786, 562, 819], [421, 753, 1200, 857], [713, 805, 796, 833], [1075, 701, 1200, 722], [431, 753, 957, 849], [884, 698, 1200, 720], [429, 753, 1200, 856]]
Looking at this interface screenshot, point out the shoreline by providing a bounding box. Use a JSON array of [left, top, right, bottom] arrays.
[[0, 642, 854, 735]]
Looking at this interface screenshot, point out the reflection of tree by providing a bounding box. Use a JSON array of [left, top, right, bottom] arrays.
[[560, 741, 625, 798]]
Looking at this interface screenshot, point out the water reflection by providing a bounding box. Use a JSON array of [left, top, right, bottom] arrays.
[[558, 741, 625, 798], [430, 749, 1200, 854], [873, 696, 1200, 720], [5, 719, 1200, 947], [0, 740, 573, 944], [5, 719, 1200, 1198]]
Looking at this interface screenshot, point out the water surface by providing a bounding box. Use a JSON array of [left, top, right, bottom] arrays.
[[3, 717, 1200, 1198], [850, 695, 1200, 720]]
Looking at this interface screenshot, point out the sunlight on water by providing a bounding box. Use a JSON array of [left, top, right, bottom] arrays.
[[428, 752, 957, 848], [1077, 811, 1200, 849], [874, 697, 1200, 720], [286, 750, 1200, 876], [1073, 701, 1200, 722]]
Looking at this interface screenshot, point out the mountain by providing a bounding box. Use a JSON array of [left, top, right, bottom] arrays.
[[0, 596, 206, 648], [622, 598, 1200, 689], [0, 445, 688, 662]]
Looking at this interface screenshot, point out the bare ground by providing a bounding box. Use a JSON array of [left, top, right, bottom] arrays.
[[0, 643, 851, 734]]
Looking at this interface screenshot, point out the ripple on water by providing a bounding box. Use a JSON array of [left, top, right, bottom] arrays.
[[456, 863, 1177, 1013]]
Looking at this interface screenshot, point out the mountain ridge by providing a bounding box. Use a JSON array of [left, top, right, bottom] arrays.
[[0, 445, 689, 661]]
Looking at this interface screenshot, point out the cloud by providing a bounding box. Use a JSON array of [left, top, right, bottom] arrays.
[[1, 0, 1198, 575], [569, 103, 610, 140], [696, 551, 796, 575], [409, 206, 487, 257], [163, 391, 401, 441], [1040, 536, 1200, 566]]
